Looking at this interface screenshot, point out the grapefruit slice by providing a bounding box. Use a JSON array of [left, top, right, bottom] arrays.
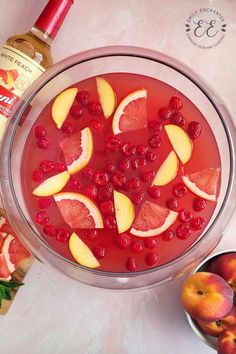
[[60, 128, 93, 175], [52, 87, 78, 129], [1, 234, 16, 273], [114, 191, 135, 233], [54, 192, 103, 229], [69, 232, 100, 268], [2, 234, 31, 270], [182, 167, 220, 201], [164, 124, 193, 164], [96, 77, 116, 118], [0, 254, 11, 281], [112, 89, 147, 134], [130, 201, 178, 237], [33, 171, 70, 197], [152, 151, 179, 186]]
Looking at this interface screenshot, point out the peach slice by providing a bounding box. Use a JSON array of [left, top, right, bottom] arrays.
[[114, 190, 135, 233], [52, 87, 78, 129], [33, 171, 70, 197], [69, 232, 100, 268], [152, 151, 179, 186], [96, 77, 116, 118], [164, 124, 193, 164]]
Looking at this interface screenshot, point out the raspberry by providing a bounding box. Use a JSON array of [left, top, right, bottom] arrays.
[[98, 184, 113, 201], [56, 229, 70, 243], [130, 241, 143, 253], [190, 217, 205, 231], [70, 105, 83, 119], [148, 135, 162, 149], [36, 137, 49, 149], [176, 224, 192, 239], [94, 171, 109, 186], [39, 160, 54, 174], [131, 191, 145, 205], [84, 229, 98, 240], [82, 167, 95, 180], [166, 197, 179, 211], [104, 160, 116, 174], [38, 198, 51, 209], [83, 184, 98, 199], [126, 257, 137, 271], [89, 119, 103, 130], [115, 233, 131, 249], [162, 230, 175, 241], [43, 224, 57, 237], [104, 216, 117, 229], [100, 200, 114, 216], [106, 136, 121, 152], [62, 121, 75, 135], [148, 120, 163, 132], [187, 121, 202, 139], [136, 145, 149, 156], [169, 96, 183, 110], [144, 238, 157, 249], [140, 170, 155, 183], [54, 162, 67, 173], [34, 125, 46, 138], [69, 176, 81, 191], [146, 151, 157, 162], [132, 157, 147, 169], [158, 107, 172, 121], [120, 142, 136, 156], [178, 209, 193, 223], [193, 198, 207, 212], [111, 172, 126, 188], [88, 101, 102, 115], [170, 111, 186, 126], [93, 245, 106, 259], [33, 170, 44, 183], [35, 211, 49, 225], [147, 186, 161, 199], [146, 252, 159, 266], [76, 90, 89, 106], [126, 177, 140, 190], [117, 158, 130, 172], [173, 183, 188, 198]]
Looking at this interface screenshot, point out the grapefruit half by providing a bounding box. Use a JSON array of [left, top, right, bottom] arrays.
[[130, 201, 178, 237], [60, 127, 93, 175], [112, 89, 147, 134], [54, 192, 103, 229], [182, 167, 220, 202]]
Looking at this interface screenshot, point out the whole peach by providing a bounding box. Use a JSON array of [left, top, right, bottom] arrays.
[[208, 253, 236, 294], [197, 305, 236, 337], [217, 324, 236, 354], [182, 272, 234, 321]]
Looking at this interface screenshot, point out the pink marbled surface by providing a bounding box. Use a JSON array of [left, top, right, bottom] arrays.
[[0, 1, 236, 353]]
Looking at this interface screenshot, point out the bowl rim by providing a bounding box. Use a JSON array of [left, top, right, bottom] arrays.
[[185, 248, 236, 351], [2, 45, 236, 278]]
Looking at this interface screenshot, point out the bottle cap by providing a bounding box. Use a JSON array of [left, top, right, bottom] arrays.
[[34, 0, 74, 39]]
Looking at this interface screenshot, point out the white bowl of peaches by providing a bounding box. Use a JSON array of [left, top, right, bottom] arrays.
[[182, 250, 236, 353]]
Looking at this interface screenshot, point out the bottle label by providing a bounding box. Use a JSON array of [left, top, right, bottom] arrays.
[[0, 45, 45, 119]]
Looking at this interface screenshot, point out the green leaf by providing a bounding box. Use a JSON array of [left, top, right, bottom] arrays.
[[0, 280, 24, 308]]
